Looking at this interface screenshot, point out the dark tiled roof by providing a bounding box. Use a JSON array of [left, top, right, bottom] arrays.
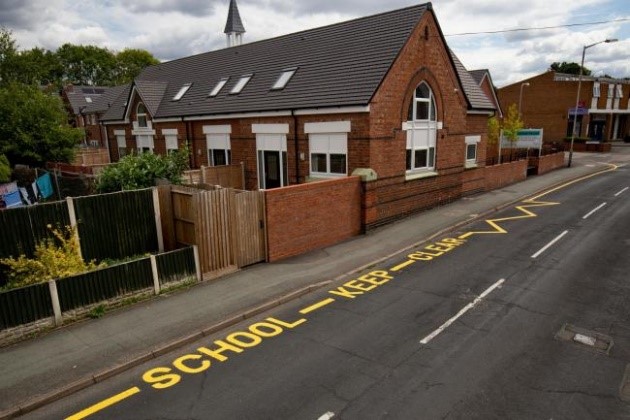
[[64, 85, 109, 115], [101, 84, 131, 121], [449, 52, 495, 110], [84, 85, 127, 114], [131, 4, 430, 119], [135, 80, 168, 116], [224, 0, 245, 34], [469, 69, 488, 85]]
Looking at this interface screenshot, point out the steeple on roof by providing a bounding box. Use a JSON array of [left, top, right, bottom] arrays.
[[224, 0, 245, 34]]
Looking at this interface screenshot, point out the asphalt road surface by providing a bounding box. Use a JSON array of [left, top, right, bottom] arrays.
[[27, 160, 630, 419]]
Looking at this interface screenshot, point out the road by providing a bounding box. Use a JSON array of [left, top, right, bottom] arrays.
[[27, 156, 630, 419]]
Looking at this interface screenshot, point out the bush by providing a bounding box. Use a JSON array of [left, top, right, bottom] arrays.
[[95, 148, 189, 193], [0, 225, 105, 289]]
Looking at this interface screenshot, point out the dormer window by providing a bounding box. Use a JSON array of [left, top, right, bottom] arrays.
[[173, 83, 192, 101], [209, 77, 229, 97], [272, 68, 297, 90], [230, 74, 252, 94], [137, 103, 148, 128], [616, 84, 623, 98]]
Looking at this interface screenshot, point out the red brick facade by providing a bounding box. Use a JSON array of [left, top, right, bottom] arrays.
[[498, 71, 630, 143], [105, 9, 496, 231], [265, 177, 362, 261]]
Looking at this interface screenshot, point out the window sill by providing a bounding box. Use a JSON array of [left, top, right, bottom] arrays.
[[307, 174, 346, 182], [464, 161, 478, 169], [405, 170, 438, 181]]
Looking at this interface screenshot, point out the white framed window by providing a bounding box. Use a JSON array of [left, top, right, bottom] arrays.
[[592, 82, 601, 98], [230, 74, 252, 94], [253, 124, 289, 190], [115, 130, 126, 157], [173, 83, 192, 101], [272, 68, 297, 90], [203, 125, 231, 166], [136, 103, 148, 128], [405, 82, 438, 173], [465, 135, 480, 168], [162, 129, 179, 154], [207, 134, 231, 166], [616, 84, 623, 98], [136, 134, 154, 154], [309, 134, 347, 177], [606, 84, 614, 109], [209, 78, 229, 97]]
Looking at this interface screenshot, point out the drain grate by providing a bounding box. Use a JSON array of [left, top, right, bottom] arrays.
[[554, 323, 614, 355]]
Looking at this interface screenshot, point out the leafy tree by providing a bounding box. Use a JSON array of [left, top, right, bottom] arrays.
[[502, 103, 524, 145], [0, 83, 83, 166], [550, 61, 591, 76], [487, 116, 500, 146], [56, 43, 117, 86], [96, 148, 190, 193], [13, 47, 63, 86], [0, 154, 9, 182], [0, 27, 18, 86], [114, 49, 160, 84]]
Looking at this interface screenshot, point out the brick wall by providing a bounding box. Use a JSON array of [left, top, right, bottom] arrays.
[[483, 160, 527, 191], [530, 152, 565, 175], [265, 177, 362, 261]]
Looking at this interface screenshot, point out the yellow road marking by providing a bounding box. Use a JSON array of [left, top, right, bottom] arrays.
[[299, 298, 335, 314], [390, 260, 415, 271], [65, 387, 140, 420]]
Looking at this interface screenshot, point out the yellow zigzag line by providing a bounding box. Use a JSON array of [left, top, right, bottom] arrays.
[[458, 199, 559, 239]]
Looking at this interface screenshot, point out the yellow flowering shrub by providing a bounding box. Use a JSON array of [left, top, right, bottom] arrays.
[[0, 225, 105, 289]]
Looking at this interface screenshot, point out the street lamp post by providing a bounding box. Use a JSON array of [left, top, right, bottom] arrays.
[[567, 38, 618, 168], [518, 82, 529, 119]]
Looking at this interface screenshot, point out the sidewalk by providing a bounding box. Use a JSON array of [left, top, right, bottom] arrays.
[[0, 154, 614, 418]]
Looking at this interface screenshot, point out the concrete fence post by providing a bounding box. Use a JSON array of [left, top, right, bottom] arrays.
[[48, 280, 63, 326], [152, 188, 164, 253], [150, 255, 160, 295], [193, 245, 202, 282], [65, 197, 83, 260]]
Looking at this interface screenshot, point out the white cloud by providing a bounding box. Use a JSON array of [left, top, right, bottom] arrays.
[[0, 0, 627, 85]]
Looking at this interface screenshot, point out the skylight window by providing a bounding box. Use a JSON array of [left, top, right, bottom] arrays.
[[230, 75, 252, 94], [272, 68, 297, 90], [85, 97, 93, 103], [173, 83, 192, 101], [209, 78, 229, 97]]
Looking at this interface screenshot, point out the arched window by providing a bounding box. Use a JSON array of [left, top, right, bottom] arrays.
[[137, 103, 148, 128], [405, 82, 438, 172], [407, 82, 436, 122]]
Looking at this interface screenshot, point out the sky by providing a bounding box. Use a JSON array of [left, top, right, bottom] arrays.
[[1, 0, 628, 87]]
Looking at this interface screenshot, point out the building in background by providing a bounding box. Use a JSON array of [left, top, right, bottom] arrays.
[[498, 71, 630, 144]]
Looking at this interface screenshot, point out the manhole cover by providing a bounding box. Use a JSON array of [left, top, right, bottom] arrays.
[[554, 323, 613, 355]]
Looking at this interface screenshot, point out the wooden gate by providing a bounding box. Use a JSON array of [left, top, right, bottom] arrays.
[[158, 185, 266, 277]]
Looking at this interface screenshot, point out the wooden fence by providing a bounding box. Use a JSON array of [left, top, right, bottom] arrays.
[[0, 189, 162, 287], [158, 185, 265, 276], [0, 247, 199, 333], [182, 163, 246, 190]]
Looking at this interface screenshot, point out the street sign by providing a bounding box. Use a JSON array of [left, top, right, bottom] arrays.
[[568, 107, 588, 116], [500, 129, 543, 149]]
